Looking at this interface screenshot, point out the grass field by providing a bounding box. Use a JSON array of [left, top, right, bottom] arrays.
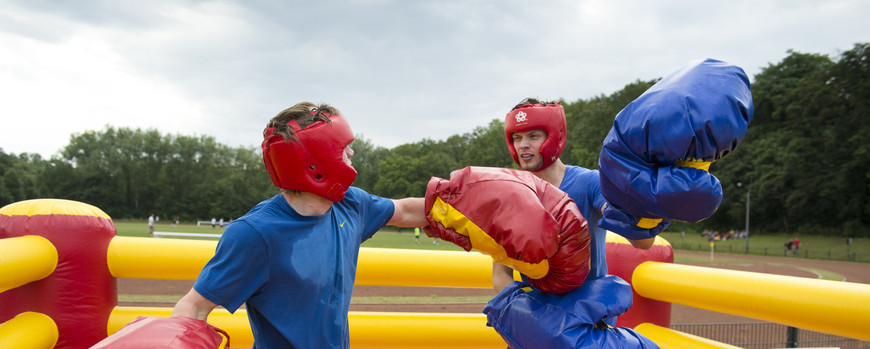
[[113, 221, 870, 263], [658, 230, 870, 262]]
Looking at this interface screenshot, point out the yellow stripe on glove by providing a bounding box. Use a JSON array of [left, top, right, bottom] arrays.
[[429, 196, 549, 279]]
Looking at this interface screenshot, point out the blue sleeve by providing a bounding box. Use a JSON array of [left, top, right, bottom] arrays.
[[193, 222, 269, 313], [347, 187, 395, 241], [562, 167, 606, 221], [586, 170, 607, 217]]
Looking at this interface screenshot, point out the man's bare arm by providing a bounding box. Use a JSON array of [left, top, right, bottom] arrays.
[[172, 289, 218, 321], [388, 198, 427, 227], [492, 262, 516, 292]]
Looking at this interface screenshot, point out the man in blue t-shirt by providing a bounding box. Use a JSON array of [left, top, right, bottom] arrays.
[[172, 102, 426, 348], [492, 98, 656, 291]]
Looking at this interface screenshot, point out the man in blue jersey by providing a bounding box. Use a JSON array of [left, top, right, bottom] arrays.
[[484, 98, 663, 348], [492, 98, 655, 290], [172, 101, 427, 348]]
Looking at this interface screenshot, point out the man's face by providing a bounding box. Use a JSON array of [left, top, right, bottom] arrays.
[[511, 129, 547, 171], [342, 145, 354, 167]]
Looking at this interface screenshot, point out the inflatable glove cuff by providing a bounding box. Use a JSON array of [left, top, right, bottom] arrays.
[[598, 203, 671, 241]]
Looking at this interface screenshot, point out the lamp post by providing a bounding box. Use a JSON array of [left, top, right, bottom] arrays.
[[737, 182, 750, 253]]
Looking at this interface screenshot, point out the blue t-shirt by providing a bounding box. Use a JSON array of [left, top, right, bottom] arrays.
[[193, 187, 395, 349], [558, 165, 608, 280]]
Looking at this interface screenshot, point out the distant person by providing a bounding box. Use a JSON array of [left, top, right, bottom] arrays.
[[172, 216, 179, 228], [793, 237, 800, 255], [171, 101, 427, 348], [219, 218, 224, 228], [414, 226, 421, 243], [148, 214, 155, 237], [210, 217, 216, 229]]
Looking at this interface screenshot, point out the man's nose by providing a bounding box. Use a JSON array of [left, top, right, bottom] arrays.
[[517, 138, 531, 149]]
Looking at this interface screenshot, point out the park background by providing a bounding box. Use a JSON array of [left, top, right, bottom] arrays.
[[3, 43, 870, 242]]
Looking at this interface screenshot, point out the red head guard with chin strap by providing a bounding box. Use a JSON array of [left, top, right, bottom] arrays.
[[262, 111, 357, 202], [504, 102, 567, 171]]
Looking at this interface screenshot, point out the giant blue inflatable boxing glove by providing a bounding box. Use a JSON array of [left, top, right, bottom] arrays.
[[598, 58, 754, 239], [483, 275, 659, 349]]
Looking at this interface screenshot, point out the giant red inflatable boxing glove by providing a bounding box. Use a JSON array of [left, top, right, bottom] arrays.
[[424, 166, 591, 294], [90, 316, 229, 349]]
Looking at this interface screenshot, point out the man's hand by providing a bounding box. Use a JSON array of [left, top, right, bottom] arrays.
[[172, 289, 218, 321], [492, 263, 517, 292]]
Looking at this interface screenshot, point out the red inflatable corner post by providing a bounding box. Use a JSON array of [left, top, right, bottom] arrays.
[[0, 199, 117, 348], [605, 232, 673, 329]]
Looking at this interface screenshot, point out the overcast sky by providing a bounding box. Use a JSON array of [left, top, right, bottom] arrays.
[[2, 1, 868, 158]]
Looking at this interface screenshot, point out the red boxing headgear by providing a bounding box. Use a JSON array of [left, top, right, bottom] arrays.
[[504, 102, 567, 171], [262, 112, 357, 202]]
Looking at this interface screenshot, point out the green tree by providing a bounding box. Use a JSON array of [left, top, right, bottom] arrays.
[[701, 51, 834, 234], [0, 150, 48, 207], [205, 145, 275, 221], [462, 119, 512, 168], [829, 43, 870, 235], [373, 140, 460, 198], [49, 126, 277, 220], [563, 79, 658, 168], [351, 135, 390, 193], [374, 153, 417, 198], [152, 134, 216, 221], [703, 45, 870, 237]]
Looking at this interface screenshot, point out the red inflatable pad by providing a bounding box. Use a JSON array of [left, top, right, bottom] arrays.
[[91, 316, 228, 349], [0, 199, 116, 348], [605, 232, 674, 328]]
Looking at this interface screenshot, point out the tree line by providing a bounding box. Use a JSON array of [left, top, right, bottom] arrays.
[[2, 43, 867, 237]]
